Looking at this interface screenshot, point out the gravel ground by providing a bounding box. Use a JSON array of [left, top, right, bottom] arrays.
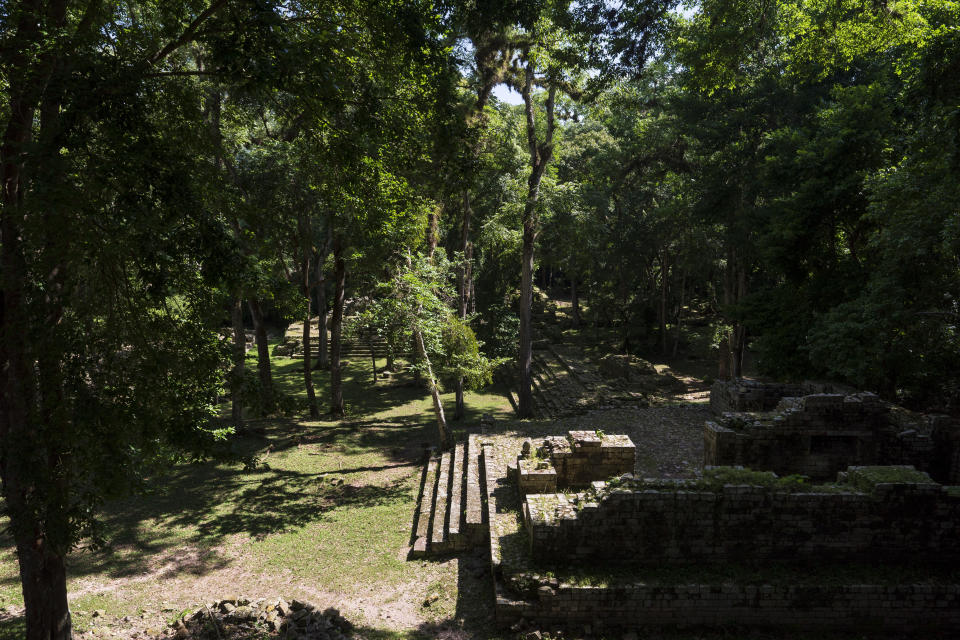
[[484, 404, 711, 479], [482, 404, 712, 575]]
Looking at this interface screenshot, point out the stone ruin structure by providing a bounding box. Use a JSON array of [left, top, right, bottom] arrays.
[[510, 430, 636, 495], [503, 427, 960, 631], [524, 466, 960, 566], [705, 379, 960, 482]]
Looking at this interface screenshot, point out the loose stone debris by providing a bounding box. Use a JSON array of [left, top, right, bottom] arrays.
[[173, 598, 355, 640]]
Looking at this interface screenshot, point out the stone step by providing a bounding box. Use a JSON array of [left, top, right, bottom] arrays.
[[447, 442, 465, 549], [410, 454, 439, 558], [430, 450, 452, 552], [465, 434, 485, 537], [532, 353, 557, 382], [409, 439, 487, 558], [532, 375, 562, 411], [530, 383, 555, 419]]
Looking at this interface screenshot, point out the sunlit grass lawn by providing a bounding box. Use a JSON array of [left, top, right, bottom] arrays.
[[0, 342, 513, 639]]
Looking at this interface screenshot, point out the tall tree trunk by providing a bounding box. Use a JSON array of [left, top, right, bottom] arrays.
[[314, 236, 330, 371], [517, 64, 556, 419], [718, 340, 731, 379], [2, 7, 71, 637], [247, 298, 275, 414], [415, 330, 450, 449], [732, 264, 747, 377], [570, 276, 581, 328], [454, 190, 473, 421], [316, 279, 329, 370], [673, 270, 686, 357], [370, 334, 377, 383], [1, 210, 73, 640], [231, 298, 246, 425], [518, 218, 536, 417], [15, 536, 70, 640], [301, 256, 319, 419], [720, 247, 748, 379], [660, 254, 669, 356], [330, 238, 346, 416]]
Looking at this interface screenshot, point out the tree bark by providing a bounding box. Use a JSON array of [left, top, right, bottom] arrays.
[[231, 298, 246, 425], [517, 63, 556, 419], [732, 264, 747, 377], [330, 237, 346, 416], [454, 189, 473, 421], [720, 247, 747, 378], [248, 298, 275, 414], [312, 235, 331, 371], [301, 256, 319, 419], [415, 330, 450, 449], [673, 270, 686, 357], [2, 3, 74, 637], [660, 253, 669, 356], [518, 217, 536, 417], [316, 273, 329, 371], [570, 276, 581, 328], [15, 536, 71, 640]]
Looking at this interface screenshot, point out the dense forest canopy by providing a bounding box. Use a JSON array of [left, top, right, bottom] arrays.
[[1, 0, 958, 637]]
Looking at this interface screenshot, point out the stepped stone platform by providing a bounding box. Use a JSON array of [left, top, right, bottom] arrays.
[[707, 380, 960, 483], [479, 429, 960, 632], [409, 434, 487, 557], [525, 346, 651, 419], [409, 398, 960, 631]]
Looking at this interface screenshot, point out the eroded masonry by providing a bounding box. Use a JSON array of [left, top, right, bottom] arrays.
[[497, 384, 960, 631], [706, 379, 960, 482], [410, 383, 960, 632]]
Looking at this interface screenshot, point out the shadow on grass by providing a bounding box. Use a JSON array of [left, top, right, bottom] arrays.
[[66, 456, 415, 581], [270, 357, 438, 420], [57, 357, 468, 583], [351, 548, 497, 640], [0, 616, 23, 640], [1, 347, 513, 603]]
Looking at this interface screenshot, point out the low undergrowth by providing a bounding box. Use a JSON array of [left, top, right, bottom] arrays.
[[0, 342, 514, 639]]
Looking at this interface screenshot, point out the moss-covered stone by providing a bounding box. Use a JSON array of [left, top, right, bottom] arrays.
[[841, 465, 936, 492]]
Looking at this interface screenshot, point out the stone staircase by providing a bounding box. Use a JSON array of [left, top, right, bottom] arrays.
[[301, 335, 393, 360], [529, 347, 597, 419], [523, 345, 649, 419], [410, 434, 487, 557]]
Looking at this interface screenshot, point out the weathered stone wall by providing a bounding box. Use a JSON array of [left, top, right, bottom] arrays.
[[709, 379, 855, 414], [710, 379, 805, 414], [524, 468, 960, 566], [705, 393, 887, 479], [496, 580, 960, 632], [516, 460, 557, 495], [538, 431, 635, 488], [705, 390, 960, 481]]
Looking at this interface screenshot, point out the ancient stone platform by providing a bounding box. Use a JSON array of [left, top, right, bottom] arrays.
[[483, 432, 960, 632], [409, 434, 486, 557], [706, 380, 960, 482]]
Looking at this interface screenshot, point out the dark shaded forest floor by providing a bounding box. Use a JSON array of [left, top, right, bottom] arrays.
[[0, 313, 771, 640]]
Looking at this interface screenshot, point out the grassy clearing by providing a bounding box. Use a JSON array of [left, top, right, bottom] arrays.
[[0, 344, 513, 639]]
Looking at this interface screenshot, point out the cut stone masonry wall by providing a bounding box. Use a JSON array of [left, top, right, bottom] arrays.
[[709, 379, 854, 414], [496, 580, 960, 631], [523, 466, 960, 566], [706, 380, 960, 482], [512, 431, 635, 494]]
